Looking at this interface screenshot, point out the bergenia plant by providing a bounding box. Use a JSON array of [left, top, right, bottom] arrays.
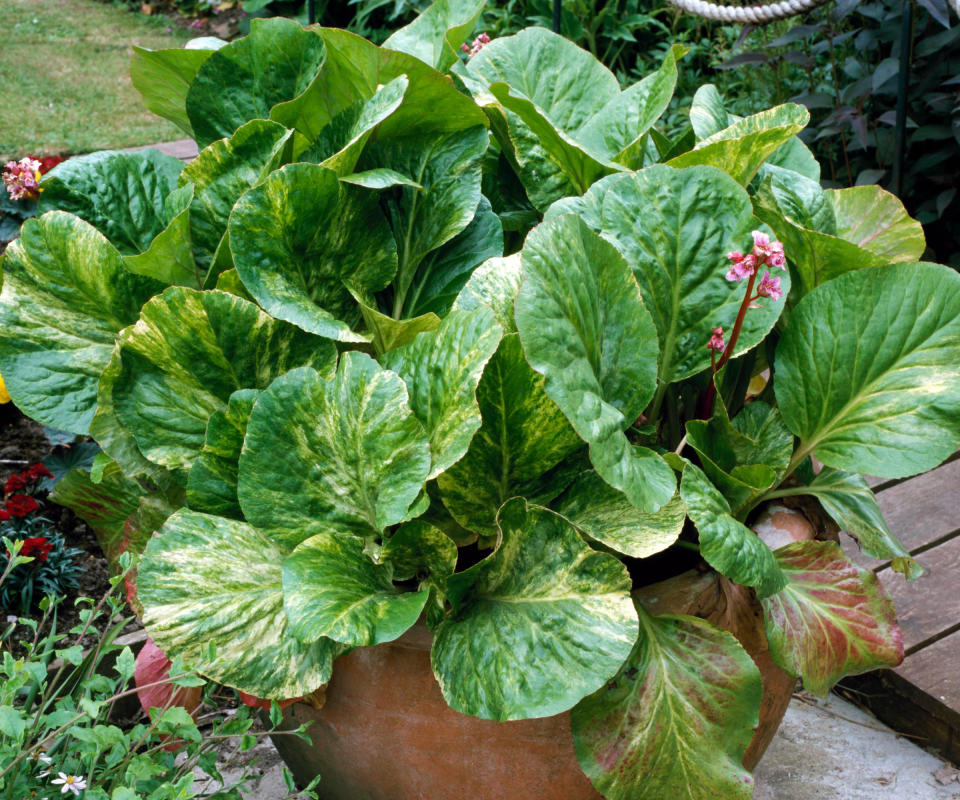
[[0, 4, 957, 798]]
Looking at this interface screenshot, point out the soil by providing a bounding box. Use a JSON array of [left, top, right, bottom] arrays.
[[0, 404, 129, 654]]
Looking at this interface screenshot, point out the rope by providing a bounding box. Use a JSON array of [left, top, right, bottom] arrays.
[[664, 0, 830, 23]]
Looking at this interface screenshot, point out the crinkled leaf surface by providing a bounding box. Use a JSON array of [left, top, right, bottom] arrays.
[[123, 184, 199, 288], [138, 509, 336, 699], [0, 213, 164, 434], [229, 163, 397, 342], [667, 104, 809, 185], [185, 18, 327, 148], [283, 530, 428, 647], [548, 166, 786, 385], [436, 333, 582, 536], [382, 307, 502, 479], [761, 540, 904, 696], [359, 126, 487, 319], [186, 389, 259, 520], [775, 263, 960, 479], [299, 77, 408, 172], [681, 463, 786, 597], [384, 0, 486, 71], [179, 119, 294, 272], [803, 468, 919, 579], [452, 253, 523, 333], [38, 150, 183, 255], [131, 45, 217, 136], [557, 471, 685, 558], [404, 195, 504, 318], [238, 354, 431, 547], [571, 605, 761, 800], [112, 288, 336, 472], [431, 498, 638, 720]]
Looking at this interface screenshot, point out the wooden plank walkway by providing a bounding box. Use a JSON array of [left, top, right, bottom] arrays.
[[840, 453, 960, 763]]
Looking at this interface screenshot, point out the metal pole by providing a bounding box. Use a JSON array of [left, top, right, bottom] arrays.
[[553, 0, 562, 33], [892, 0, 914, 198], [307, 0, 316, 25]]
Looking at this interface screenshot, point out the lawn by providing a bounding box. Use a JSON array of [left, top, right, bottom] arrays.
[[0, 0, 193, 160]]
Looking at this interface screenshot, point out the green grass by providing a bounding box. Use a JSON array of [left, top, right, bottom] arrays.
[[0, 0, 194, 160]]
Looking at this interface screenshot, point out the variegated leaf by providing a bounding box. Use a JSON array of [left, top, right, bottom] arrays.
[[452, 253, 524, 333], [571, 605, 761, 800], [431, 499, 638, 720], [283, 530, 428, 646], [380, 519, 458, 583], [238, 353, 431, 548], [138, 510, 337, 700], [112, 288, 336, 472], [761, 540, 904, 696], [382, 307, 502, 479]]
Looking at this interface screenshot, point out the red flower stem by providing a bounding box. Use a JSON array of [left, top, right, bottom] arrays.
[[701, 271, 757, 418]]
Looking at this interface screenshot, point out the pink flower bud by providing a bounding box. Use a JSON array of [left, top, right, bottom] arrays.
[[707, 327, 725, 352], [2, 157, 42, 201]]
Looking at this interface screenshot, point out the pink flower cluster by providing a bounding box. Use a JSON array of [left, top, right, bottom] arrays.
[[461, 33, 491, 58], [707, 327, 725, 353], [725, 230, 786, 301], [3, 157, 42, 201]]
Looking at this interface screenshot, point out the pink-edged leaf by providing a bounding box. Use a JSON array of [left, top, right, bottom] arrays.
[[761, 540, 903, 696], [237, 691, 301, 710], [135, 636, 203, 748], [570, 605, 761, 800]]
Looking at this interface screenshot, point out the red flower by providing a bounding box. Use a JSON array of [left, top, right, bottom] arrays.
[[0, 509, 9, 522], [6, 494, 38, 517], [20, 537, 52, 561], [27, 463, 53, 481], [32, 155, 66, 173], [4, 474, 27, 493]]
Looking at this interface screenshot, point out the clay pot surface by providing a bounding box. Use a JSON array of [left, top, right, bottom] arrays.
[[272, 507, 815, 800]]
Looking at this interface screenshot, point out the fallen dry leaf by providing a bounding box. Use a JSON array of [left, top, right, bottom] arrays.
[[934, 765, 959, 785]]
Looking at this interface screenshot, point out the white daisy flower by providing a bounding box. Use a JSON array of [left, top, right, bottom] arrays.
[[50, 773, 87, 795]]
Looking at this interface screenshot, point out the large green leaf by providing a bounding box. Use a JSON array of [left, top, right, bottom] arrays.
[[238, 354, 431, 547], [668, 104, 809, 185], [431, 498, 638, 720], [179, 119, 294, 273], [283, 530, 428, 647], [436, 333, 582, 535], [382, 308, 503, 479], [753, 173, 925, 295], [761, 540, 903, 696], [802, 468, 919, 579], [514, 214, 673, 511], [186, 389, 259, 520], [404, 195, 504, 318], [123, 184, 199, 288], [680, 463, 786, 597], [556, 471, 685, 558], [571, 605, 761, 800], [38, 150, 183, 255], [380, 519, 458, 583], [138, 509, 337, 699], [298, 76, 408, 172], [0, 213, 164, 435], [577, 44, 685, 168], [452, 253, 524, 333], [315, 27, 487, 140], [229, 163, 397, 342], [357, 301, 441, 355], [383, 0, 486, 71], [467, 28, 620, 210], [548, 166, 787, 387], [359, 126, 488, 319], [111, 288, 336, 472], [130, 45, 218, 136], [184, 18, 327, 148], [775, 263, 960, 479]]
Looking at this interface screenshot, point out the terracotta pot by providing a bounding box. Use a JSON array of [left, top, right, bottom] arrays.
[[271, 506, 815, 800]]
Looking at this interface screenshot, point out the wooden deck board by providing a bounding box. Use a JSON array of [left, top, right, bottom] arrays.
[[841, 455, 960, 764]]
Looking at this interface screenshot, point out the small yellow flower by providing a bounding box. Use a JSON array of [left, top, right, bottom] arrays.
[[0, 372, 10, 404]]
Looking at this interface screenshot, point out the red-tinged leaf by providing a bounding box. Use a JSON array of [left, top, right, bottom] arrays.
[[570, 605, 761, 800], [761, 540, 904, 696], [237, 691, 301, 710], [135, 637, 203, 751]]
